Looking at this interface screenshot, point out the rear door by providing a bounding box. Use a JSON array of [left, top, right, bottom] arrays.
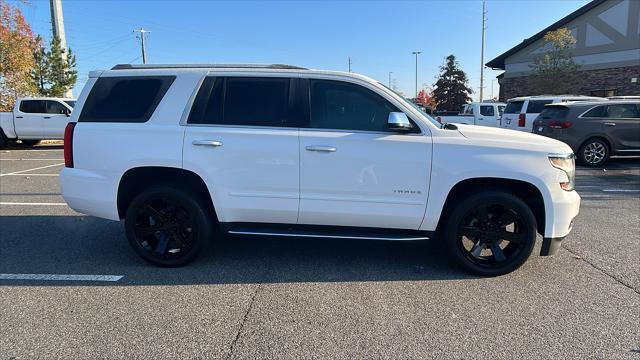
[[42, 100, 71, 138], [183, 76, 301, 224], [477, 104, 498, 127], [501, 100, 524, 130], [16, 100, 45, 138], [602, 103, 640, 151], [298, 79, 431, 230], [524, 99, 553, 130]]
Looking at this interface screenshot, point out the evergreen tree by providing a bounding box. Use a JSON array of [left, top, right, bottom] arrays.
[[29, 36, 77, 97], [30, 35, 49, 96], [432, 55, 472, 112]]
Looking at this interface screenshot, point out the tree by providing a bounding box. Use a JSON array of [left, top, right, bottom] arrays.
[[31, 36, 77, 97], [0, 0, 36, 111], [415, 89, 436, 109], [432, 55, 472, 112], [529, 28, 582, 94]]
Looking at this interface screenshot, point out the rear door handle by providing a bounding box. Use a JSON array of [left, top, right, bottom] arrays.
[[15, 116, 23, 119], [192, 140, 223, 147], [604, 122, 616, 126], [305, 145, 337, 153], [43, 116, 51, 119]]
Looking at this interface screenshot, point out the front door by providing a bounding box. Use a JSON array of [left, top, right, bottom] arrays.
[[298, 79, 431, 230], [602, 103, 640, 151], [183, 76, 300, 224]]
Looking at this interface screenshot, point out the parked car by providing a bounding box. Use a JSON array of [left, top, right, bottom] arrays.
[[532, 100, 640, 166], [60, 63, 580, 276], [0, 97, 75, 147], [436, 102, 506, 127], [501, 95, 605, 132]]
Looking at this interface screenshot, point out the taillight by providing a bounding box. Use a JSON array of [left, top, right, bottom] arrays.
[[64, 122, 76, 168], [518, 113, 526, 127], [548, 120, 573, 129]]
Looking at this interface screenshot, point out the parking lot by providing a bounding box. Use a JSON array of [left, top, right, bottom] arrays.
[[0, 143, 638, 359]]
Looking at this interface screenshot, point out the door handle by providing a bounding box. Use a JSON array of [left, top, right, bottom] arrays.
[[43, 116, 51, 119], [305, 145, 337, 153], [604, 122, 616, 126], [192, 140, 223, 147], [477, 118, 483, 120], [15, 116, 23, 119]]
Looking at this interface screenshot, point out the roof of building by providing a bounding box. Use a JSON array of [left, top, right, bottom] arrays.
[[485, 0, 607, 69]]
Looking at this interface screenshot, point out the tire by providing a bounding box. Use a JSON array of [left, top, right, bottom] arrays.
[[578, 138, 609, 167], [20, 139, 40, 146], [124, 185, 214, 267], [443, 191, 537, 276], [0, 130, 7, 148]]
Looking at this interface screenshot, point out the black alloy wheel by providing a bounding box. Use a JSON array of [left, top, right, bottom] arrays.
[[125, 186, 212, 267], [444, 191, 537, 276]]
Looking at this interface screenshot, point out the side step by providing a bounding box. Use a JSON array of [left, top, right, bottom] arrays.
[[223, 223, 431, 241]]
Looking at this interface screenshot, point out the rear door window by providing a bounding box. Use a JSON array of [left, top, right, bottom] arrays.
[[504, 101, 524, 114], [19, 100, 45, 114], [526, 100, 553, 113], [79, 76, 175, 123], [480, 105, 494, 116]]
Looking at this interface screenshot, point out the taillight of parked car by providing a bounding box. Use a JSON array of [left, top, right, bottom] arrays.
[[64, 122, 76, 168], [548, 120, 573, 129], [518, 113, 526, 127]]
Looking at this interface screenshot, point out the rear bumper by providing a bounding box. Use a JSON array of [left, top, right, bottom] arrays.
[[60, 167, 120, 221]]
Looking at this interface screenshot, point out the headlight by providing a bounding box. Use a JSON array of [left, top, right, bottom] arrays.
[[549, 153, 575, 191]]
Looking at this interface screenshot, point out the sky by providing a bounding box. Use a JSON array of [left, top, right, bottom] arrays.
[[14, 0, 591, 100]]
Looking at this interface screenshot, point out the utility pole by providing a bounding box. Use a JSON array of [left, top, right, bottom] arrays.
[[134, 28, 150, 64], [479, 0, 487, 102], [388, 72, 393, 88], [412, 51, 422, 99], [348, 57, 352, 72], [49, 0, 72, 98]]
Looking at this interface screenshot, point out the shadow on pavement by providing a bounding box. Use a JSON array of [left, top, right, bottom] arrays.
[[0, 215, 475, 286]]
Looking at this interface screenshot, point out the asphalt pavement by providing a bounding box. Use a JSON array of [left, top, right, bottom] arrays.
[[1, 144, 638, 359]]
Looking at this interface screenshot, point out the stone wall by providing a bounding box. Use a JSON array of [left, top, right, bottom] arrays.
[[498, 65, 640, 101]]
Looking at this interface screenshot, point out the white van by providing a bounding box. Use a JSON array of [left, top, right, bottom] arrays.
[[501, 95, 605, 132]]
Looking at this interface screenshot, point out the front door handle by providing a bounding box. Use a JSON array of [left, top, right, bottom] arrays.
[[604, 122, 616, 126], [192, 140, 223, 147], [43, 116, 51, 119], [15, 116, 23, 119], [305, 145, 337, 153]]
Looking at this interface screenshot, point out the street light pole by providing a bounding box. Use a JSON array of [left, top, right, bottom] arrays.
[[412, 51, 422, 99], [388, 71, 393, 88]]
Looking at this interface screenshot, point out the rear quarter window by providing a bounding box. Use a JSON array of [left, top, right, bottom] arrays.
[[79, 76, 175, 123], [504, 101, 524, 114], [526, 100, 553, 114]]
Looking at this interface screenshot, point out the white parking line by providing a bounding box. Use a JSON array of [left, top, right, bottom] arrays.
[[0, 158, 64, 161], [602, 189, 640, 192], [0, 273, 123, 282], [1, 173, 59, 177], [0, 202, 67, 206], [0, 162, 64, 177]]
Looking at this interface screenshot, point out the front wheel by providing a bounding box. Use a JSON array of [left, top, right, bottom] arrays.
[[124, 185, 213, 267], [443, 191, 537, 276], [579, 138, 609, 167]]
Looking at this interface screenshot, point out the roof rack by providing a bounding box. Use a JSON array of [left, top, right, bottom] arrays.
[[111, 63, 308, 70]]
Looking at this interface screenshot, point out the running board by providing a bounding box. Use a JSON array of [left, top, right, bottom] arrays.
[[224, 223, 431, 241]]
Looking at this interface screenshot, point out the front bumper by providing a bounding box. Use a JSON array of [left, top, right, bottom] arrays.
[[541, 237, 564, 256], [540, 188, 580, 256]]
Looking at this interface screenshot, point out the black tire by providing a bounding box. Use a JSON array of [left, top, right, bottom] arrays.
[[20, 139, 40, 146], [443, 191, 537, 276], [578, 138, 609, 167], [0, 130, 7, 148], [124, 185, 213, 267]]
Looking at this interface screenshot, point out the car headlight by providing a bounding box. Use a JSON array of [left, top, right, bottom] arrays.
[[549, 153, 575, 191]]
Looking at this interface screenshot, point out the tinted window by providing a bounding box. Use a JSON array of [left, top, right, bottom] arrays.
[[309, 80, 399, 132], [607, 104, 639, 118], [64, 100, 76, 108], [539, 106, 569, 119], [19, 100, 45, 113], [188, 77, 291, 127], [526, 100, 553, 113], [504, 101, 524, 114], [79, 76, 175, 123], [45, 101, 68, 114], [582, 105, 607, 118], [480, 105, 494, 116]]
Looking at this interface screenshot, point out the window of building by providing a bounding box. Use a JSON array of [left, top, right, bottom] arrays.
[[589, 89, 618, 97]]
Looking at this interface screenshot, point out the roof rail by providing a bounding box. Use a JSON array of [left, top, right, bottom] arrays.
[[111, 63, 308, 70]]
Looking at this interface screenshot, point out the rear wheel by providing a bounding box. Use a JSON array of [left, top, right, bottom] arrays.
[[124, 185, 213, 267], [443, 191, 537, 276], [20, 139, 40, 146], [579, 138, 609, 167]]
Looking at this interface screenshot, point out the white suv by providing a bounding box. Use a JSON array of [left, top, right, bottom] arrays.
[[501, 95, 604, 132], [60, 64, 580, 276]]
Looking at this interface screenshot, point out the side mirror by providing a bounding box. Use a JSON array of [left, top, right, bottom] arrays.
[[388, 112, 412, 132], [64, 109, 71, 117]]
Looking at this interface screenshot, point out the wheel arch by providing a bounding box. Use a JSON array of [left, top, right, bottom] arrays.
[[117, 166, 218, 221], [436, 177, 546, 236], [579, 135, 612, 153]]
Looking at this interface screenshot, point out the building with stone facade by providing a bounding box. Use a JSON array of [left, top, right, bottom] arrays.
[[486, 0, 639, 101]]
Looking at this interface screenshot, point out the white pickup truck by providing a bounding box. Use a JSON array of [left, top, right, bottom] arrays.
[[60, 64, 580, 276], [0, 97, 76, 147], [436, 102, 506, 127]]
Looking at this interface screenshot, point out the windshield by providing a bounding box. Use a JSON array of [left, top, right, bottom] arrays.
[[64, 100, 76, 108]]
